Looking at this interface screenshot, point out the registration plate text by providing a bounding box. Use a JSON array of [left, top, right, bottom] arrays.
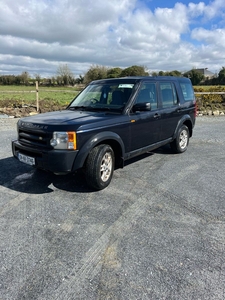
[[18, 153, 35, 166]]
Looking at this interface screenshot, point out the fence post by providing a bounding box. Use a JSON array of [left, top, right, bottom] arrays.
[[36, 81, 39, 112]]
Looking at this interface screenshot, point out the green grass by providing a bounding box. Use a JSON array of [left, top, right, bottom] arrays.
[[1, 85, 224, 112], [0, 85, 80, 106]]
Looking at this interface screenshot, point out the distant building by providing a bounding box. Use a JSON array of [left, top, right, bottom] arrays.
[[191, 68, 216, 79]]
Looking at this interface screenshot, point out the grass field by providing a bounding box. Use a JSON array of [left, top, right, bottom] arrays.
[[0, 85, 224, 113], [0, 85, 80, 106]]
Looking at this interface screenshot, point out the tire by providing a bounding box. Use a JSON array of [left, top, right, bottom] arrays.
[[85, 144, 115, 190], [171, 125, 189, 153]]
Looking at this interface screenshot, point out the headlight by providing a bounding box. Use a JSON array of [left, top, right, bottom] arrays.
[[50, 131, 77, 150]]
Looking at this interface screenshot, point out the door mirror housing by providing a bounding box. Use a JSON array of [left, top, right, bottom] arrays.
[[133, 102, 151, 112]]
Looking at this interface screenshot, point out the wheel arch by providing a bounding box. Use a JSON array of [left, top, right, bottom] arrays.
[[183, 119, 193, 137], [173, 115, 193, 140], [96, 138, 124, 169], [72, 131, 125, 171]]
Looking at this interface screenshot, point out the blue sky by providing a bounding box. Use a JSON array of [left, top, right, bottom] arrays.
[[0, 0, 225, 77], [145, 0, 210, 8]]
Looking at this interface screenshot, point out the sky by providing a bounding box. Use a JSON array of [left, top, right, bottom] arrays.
[[0, 0, 225, 78]]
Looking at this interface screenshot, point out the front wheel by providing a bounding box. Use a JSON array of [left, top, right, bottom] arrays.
[[85, 144, 115, 190], [170, 125, 189, 153]]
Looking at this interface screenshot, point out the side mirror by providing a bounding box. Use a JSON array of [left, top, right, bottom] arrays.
[[133, 102, 151, 112]]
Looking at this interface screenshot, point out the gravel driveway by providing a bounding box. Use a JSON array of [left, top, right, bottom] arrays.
[[0, 116, 225, 300]]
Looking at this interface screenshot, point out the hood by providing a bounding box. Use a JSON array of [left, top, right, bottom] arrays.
[[18, 109, 121, 131], [19, 109, 111, 124]]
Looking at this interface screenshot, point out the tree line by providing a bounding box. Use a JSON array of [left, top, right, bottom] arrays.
[[1, 64, 225, 86]]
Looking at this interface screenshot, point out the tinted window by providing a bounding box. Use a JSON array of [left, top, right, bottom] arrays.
[[159, 82, 178, 108], [180, 83, 195, 101], [135, 83, 158, 110]]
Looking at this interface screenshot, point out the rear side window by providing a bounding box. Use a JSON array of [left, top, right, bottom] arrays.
[[180, 83, 195, 101], [159, 82, 178, 108]]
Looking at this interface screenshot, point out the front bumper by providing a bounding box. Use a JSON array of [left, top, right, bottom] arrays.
[[12, 139, 79, 174]]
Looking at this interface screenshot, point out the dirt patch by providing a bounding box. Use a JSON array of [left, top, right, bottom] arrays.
[[0, 100, 67, 118]]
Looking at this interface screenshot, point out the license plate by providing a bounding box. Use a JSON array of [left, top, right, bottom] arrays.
[[18, 153, 35, 166]]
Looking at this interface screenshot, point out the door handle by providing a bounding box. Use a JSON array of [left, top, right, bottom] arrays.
[[176, 107, 184, 112], [154, 113, 161, 119]]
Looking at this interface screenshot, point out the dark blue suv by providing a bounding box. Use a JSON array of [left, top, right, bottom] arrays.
[[12, 76, 196, 190]]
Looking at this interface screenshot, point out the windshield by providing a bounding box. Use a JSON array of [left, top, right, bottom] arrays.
[[68, 82, 135, 111]]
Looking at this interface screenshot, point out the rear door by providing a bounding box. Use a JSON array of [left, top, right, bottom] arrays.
[[158, 81, 182, 140]]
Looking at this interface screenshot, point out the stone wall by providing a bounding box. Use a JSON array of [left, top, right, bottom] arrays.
[[196, 93, 225, 116]]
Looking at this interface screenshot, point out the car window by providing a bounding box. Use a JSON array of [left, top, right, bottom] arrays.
[[159, 83, 178, 108], [135, 83, 158, 110], [69, 82, 135, 110], [180, 83, 195, 101]]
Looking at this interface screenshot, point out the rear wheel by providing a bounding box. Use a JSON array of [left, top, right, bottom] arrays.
[[171, 125, 189, 153], [85, 144, 114, 190]]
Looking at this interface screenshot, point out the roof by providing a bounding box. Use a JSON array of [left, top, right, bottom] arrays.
[[91, 76, 191, 84]]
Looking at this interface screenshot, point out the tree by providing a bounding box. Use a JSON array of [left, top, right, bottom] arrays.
[[151, 71, 158, 76], [51, 76, 56, 86], [35, 73, 41, 84], [168, 70, 182, 77], [20, 71, 30, 85], [56, 75, 63, 86], [56, 64, 74, 86], [107, 67, 122, 78], [75, 75, 84, 84], [84, 65, 108, 84], [120, 65, 149, 77], [158, 71, 165, 76], [14, 75, 21, 85], [183, 69, 204, 85], [154, 70, 182, 77], [218, 67, 225, 84]]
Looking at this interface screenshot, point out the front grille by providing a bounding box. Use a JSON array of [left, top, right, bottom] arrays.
[[18, 128, 52, 149]]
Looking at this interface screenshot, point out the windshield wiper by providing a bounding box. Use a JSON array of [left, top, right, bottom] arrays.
[[68, 105, 123, 112], [87, 106, 124, 112], [88, 106, 111, 111], [68, 106, 87, 110]]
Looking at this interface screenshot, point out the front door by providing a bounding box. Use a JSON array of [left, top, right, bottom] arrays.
[[129, 82, 161, 151]]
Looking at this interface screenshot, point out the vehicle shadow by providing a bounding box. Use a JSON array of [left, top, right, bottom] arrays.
[[124, 144, 174, 167], [1, 146, 174, 194], [0, 157, 93, 194], [153, 144, 174, 155]]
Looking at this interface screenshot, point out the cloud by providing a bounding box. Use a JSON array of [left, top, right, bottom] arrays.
[[0, 0, 225, 77], [188, 0, 225, 26], [192, 27, 225, 49], [117, 2, 189, 53], [0, 0, 134, 44]]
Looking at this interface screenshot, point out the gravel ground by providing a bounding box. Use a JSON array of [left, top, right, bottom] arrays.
[[0, 116, 225, 300]]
